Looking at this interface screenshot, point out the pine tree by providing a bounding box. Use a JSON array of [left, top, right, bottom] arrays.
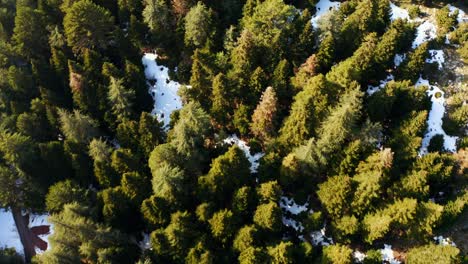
[[253, 202, 282, 232], [211, 73, 232, 125], [63, 0, 114, 54], [108, 77, 135, 121], [321, 245, 353, 264], [233, 225, 258, 252], [58, 109, 99, 144], [12, 6, 48, 59], [317, 175, 353, 218], [184, 2, 213, 47], [250, 86, 278, 141], [198, 146, 250, 203], [208, 209, 236, 244]]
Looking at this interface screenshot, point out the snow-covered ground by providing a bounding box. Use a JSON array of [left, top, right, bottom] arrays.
[[0, 210, 24, 255], [381, 244, 401, 264], [311, 0, 341, 28], [142, 53, 183, 130], [310, 226, 334, 246], [138, 232, 151, 251], [412, 21, 437, 49], [223, 135, 264, 173], [0, 210, 52, 256], [353, 250, 367, 263], [279, 196, 309, 232], [366, 74, 394, 95], [434, 235, 457, 246], [394, 53, 406, 67], [449, 4, 468, 24], [426, 50, 445, 70], [390, 2, 410, 21], [416, 77, 458, 154]]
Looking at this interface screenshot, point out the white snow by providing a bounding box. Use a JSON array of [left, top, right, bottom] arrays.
[[142, 53, 183, 130], [448, 5, 468, 24], [281, 216, 304, 232], [353, 250, 367, 263], [412, 21, 437, 49], [381, 244, 401, 264], [434, 235, 456, 246], [390, 2, 410, 21], [223, 135, 264, 173], [425, 49, 445, 70], [279, 196, 309, 232], [279, 196, 309, 215], [394, 53, 406, 67], [310, 225, 334, 246], [139, 232, 151, 250], [367, 74, 394, 95], [415, 77, 458, 155], [311, 0, 341, 28], [0, 210, 24, 256]]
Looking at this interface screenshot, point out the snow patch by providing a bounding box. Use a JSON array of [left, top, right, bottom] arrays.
[[434, 236, 456, 246], [448, 5, 468, 24], [353, 250, 367, 263], [223, 135, 264, 173], [367, 74, 394, 95], [381, 244, 401, 264], [281, 216, 304, 232], [425, 50, 445, 70], [279, 196, 309, 215], [412, 21, 437, 49], [311, 0, 341, 28], [415, 77, 458, 155], [390, 2, 410, 21], [142, 53, 183, 130], [394, 53, 406, 67], [0, 210, 24, 256], [310, 225, 334, 246], [139, 232, 151, 250]]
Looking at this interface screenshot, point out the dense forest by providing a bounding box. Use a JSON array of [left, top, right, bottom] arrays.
[[0, 0, 467, 263]]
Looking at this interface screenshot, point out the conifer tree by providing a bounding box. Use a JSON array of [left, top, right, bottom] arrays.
[[250, 86, 278, 141], [184, 2, 213, 47], [58, 109, 99, 144], [63, 0, 114, 54], [108, 76, 135, 121]]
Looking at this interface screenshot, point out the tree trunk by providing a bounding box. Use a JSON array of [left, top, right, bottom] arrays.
[[11, 207, 36, 263]]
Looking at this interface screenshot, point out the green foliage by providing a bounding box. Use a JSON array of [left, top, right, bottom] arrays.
[[253, 201, 282, 232], [398, 42, 429, 82], [12, 6, 48, 59], [58, 109, 99, 144], [317, 175, 353, 218], [63, 0, 114, 54], [0, 247, 23, 264], [198, 145, 250, 203], [406, 244, 460, 264], [37, 202, 138, 263], [184, 2, 213, 47], [267, 241, 294, 264], [108, 77, 135, 121], [208, 209, 236, 244], [321, 245, 353, 264], [46, 180, 89, 212], [233, 225, 258, 252]]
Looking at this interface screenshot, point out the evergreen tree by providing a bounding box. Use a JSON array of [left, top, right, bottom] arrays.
[[108, 76, 135, 121], [253, 201, 282, 232], [57, 109, 99, 144], [184, 2, 213, 47], [317, 175, 353, 218], [63, 0, 115, 54], [250, 86, 278, 142], [208, 209, 236, 244], [12, 6, 48, 59], [211, 73, 232, 125]]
